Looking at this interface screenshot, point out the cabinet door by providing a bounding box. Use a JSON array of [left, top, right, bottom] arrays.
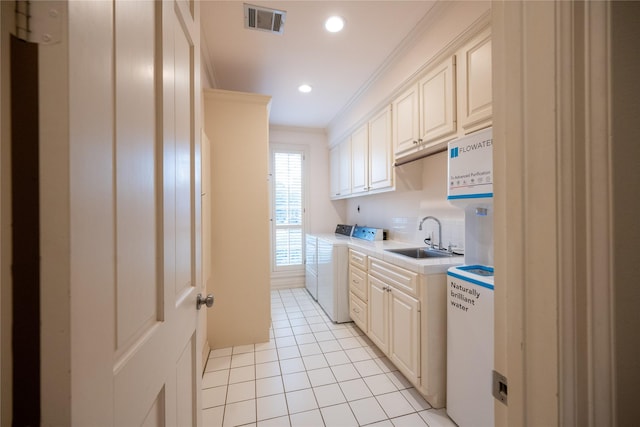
[[392, 84, 420, 156], [348, 249, 367, 271], [349, 292, 368, 333], [368, 105, 393, 190], [349, 265, 367, 302], [329, 144, 341, 198], [419, 55, 457, 144], [350, 123, 369, 194], [338, 138, 352, 196], [367, 275, 389, 353], [457, 27, 492, 133], [389, 288, 421, 385]]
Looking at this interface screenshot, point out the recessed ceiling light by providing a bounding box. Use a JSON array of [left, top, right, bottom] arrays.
[[298, 84, 312, 93], [325, 16, 345, 33]]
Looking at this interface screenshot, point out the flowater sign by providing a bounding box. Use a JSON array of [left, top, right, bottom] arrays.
[[447, 266, 494, 427], [448, 127, 493, 200], [447, 267, 493, 313]]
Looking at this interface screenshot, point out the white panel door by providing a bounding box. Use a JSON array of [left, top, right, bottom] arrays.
[[338, 138, 352, 196], [392, 84, 419, 155], [368, 105, 393, 190], [419, 55, 457, 144], [457, 26, 492, 133], [350, 123, 369, 194], [367, 275, 389, 353], [67, 1, 202, 425], [329, 144, 341, 198], [389, 288, 420, 385]]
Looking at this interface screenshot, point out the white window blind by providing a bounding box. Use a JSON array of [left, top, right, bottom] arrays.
[[273, 151, 304, 269]]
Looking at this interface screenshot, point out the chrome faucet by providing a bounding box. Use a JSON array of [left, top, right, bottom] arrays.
[[418, 216, 442, 250]]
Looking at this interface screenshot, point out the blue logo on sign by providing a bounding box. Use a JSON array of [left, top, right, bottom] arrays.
[[450, 147, 459, 158]]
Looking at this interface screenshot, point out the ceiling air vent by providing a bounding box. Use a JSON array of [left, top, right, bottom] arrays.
[[244, 3, 286, 35]]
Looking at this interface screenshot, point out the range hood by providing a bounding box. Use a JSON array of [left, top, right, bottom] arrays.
[[394, 141, 448, 167]]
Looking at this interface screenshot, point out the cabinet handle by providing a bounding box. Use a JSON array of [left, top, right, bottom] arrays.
[[352, 279, 359, 284], [353, 307, 360, 314], [413, 140, 418, 145]]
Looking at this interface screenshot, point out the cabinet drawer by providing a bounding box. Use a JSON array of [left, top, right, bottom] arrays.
[[349, 249, 367, 270], [349, 265, 368, 302], [368, 256, 418, 296], [349, 292, 368, 332]]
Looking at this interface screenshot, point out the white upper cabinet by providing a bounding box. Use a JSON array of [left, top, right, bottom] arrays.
[[392, 85, 420, 155], [393, 55, 457, 159], [338, 138, 352, 197], [457, 26, 492, 133], [332, 26, 491, 193], [329, 138, 352, 200], [419, 55, 457, 144], [350, 123, 369, 194], [331, 105, 394, 199], [329, 144, 341, 198], [368, 105, 393, 191], [391, 26, 492, 162]]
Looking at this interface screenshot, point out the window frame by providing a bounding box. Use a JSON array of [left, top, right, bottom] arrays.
[[269, 143, 309, 276]]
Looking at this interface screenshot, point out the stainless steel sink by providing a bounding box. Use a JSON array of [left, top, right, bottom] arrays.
[[385, 247, 456, 259]]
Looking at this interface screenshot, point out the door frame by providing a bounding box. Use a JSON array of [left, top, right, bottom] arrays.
[[492, 1, 615, 425]]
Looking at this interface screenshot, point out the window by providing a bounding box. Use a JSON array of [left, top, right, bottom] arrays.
[[270, 146, 306, 272]]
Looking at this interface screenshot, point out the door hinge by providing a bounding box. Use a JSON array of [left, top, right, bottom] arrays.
[[492, 370, 508, 405], [15, 1, 63, 45]]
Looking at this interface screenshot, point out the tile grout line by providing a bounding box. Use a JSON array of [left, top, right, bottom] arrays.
[[204, 288, 443, 427]]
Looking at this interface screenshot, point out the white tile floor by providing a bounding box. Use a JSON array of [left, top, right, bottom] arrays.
[[202, 288, 457, 427]]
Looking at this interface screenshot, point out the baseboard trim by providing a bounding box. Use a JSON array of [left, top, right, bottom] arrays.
[[271, 275, 304, 290]]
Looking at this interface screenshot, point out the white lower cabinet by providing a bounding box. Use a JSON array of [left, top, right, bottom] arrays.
[[349, 292, 367, 332], [349, 261, 367, 302], [388, 285, 420, 384], [367, 258, 420, 386], [360, 254, 447, 408], [367, 275, 389, 351], [348, 249, 368, 332]]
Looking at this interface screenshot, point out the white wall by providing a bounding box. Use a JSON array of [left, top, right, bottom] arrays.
[[205, 90, 272, 348], [269, 126, 346, 234], [345, 151, 464, 249]]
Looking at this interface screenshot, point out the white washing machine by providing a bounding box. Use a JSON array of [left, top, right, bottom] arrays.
[[316, 235, 350, 323], [306, 225, 383, 323], [305, 234, 318, 300], [305, 224, 353, 322]]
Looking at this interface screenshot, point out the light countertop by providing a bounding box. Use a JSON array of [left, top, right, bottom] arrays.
[[311, 234, 464, 275]]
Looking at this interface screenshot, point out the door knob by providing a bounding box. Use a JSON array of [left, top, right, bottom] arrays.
[[197, 293, 214, 310]]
